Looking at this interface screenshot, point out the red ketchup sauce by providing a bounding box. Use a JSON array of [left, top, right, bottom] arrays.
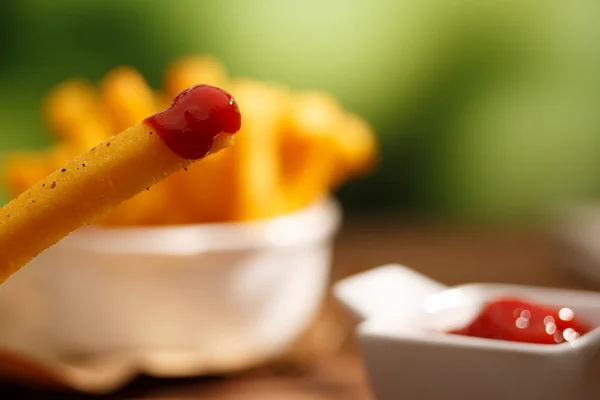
[[449, 298, 594, 344], [143, 84, 242, 160]]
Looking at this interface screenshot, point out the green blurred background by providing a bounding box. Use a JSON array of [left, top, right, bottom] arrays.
[[2, 0, 600, 221]]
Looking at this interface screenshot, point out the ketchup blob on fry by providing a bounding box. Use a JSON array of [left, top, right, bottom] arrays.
[[144, 84, 241, 160]]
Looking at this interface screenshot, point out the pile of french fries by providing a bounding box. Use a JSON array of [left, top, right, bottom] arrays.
[[2, 56, 378, 226]]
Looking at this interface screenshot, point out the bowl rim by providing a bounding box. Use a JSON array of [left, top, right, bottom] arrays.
[[57, 196, 342, 255]]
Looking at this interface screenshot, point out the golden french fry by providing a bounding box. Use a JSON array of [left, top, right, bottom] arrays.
[[155, 91, 171, 113], [43, 79, 113, 150], [100, 66, 160, 131], [105, 88, 179, 226], [97, 180, 178, 226], [279, 92, 345, 213], [227, 80, 286, 221], [3, 152, 53, 197], [97, 67, 174, 225], [3, 144, 78, 197], [0, 84, 241, 283], [166, 150, 236, 224], [330, 113, 379, 188], [164, 55, 229, 100], [329, 114, 379, 191], [170, 80, 284, 223]]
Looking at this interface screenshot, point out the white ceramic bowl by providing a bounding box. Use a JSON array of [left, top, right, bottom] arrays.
[[0, 197, 341, 384], [334, 265, 600, 400]]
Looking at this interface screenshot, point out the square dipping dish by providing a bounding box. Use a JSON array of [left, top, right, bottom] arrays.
[[334, 265, 600, 400]]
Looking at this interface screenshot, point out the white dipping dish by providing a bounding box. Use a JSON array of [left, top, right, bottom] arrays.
[[0, 197, 341, 393], [334, 265, 600, 400]]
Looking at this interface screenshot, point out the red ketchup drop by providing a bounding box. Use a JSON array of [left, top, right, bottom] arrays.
[[449, 298, 594, 344], [143, 84, 242, 160]]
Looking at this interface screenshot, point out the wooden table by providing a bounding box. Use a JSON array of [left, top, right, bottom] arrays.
[[1, 216, 596, 399]]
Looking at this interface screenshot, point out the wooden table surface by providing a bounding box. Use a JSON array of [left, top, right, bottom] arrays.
[[1, 216, 597, 399]]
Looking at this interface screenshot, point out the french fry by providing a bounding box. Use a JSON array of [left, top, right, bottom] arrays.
[[158, 56, 232, 223], [97, 179, 181, 226], [226, 80, 286, 221], [0, 85, 241, 283], [155, 91, 171, 113], [166, 150, 236, 224], [42, 79, 113, 150], [3, 152, 53, 197], [3, 144, 77, 197], [330, 113, 379, 187], [100, 67, 160, 132], [170, 80, 285, 223], [164, 56, 229, 100], [279, 92, 345, 213], [97, 67, 173, 226]]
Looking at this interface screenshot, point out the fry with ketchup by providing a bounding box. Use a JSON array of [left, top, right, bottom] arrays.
[[0, 84, 241, 285]]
